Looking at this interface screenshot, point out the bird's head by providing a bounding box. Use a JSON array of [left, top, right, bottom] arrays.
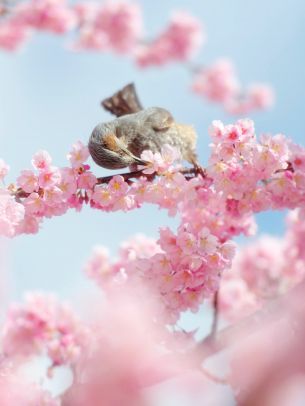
[[89, 123, 149, 170]]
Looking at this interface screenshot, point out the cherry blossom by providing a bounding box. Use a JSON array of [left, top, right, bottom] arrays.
[[0, 190, 25, 237], [192, 59, 274, 114], [2, 292, 90, 370], [136, 11, 204, 67], [0, 1, 273, 115], [0, 19, 31, 51], [13, 0, 77, 34]]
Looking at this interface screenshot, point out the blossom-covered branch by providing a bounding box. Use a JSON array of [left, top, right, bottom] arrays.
[[2, 116, 305, 402], [0, 0, 274, 114], [2, 118, 305, 240]]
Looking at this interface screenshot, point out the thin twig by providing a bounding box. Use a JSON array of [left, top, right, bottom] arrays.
[[201, 366, 227, 385], [210, 291, 219, 338], [193, 280, 305, 363]]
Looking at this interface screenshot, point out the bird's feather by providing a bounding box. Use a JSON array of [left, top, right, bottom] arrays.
[[101, 83, 143, 117]]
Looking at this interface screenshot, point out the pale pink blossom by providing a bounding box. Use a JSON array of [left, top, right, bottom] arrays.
[[84, 246, 115, 287], [91, 187, 113, 207], [108, 175, 128, 197], [141, 144, 180, 174], [2, 292, 90, 368], [59, 167, 77, 197], [136, 11, 204, 67], [77, 171, 97, 190], [226, 84, 275, 115], [31, 150, 52, 171], [0, 369, 60, 406], [23, 192, 45, 215], [73, 0, 142, 53], [140, 149, 164, 174], [67, 141, 89, 168], [94, 0, 142, 53], [14, 0, 77, 34], [43, 186, 64, 206], [192, 59, 240, 103], [17, 170, 38, 193], [198, 228, 218, 255], [0, 190, 25, 237], [247, 83, 275, 109], [38, 166, 61, 189], [0, 19, 31, 51]]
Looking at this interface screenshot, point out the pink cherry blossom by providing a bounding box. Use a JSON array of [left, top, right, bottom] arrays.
[[0, 190, 25, 237], [14, 0, 77, 34], [198, 228, 218, 255], [77, 171, 97, 190], [192, 60, 275, 115], [0, 368, 60, 406], [136, 11, 204, 67], [31, 150, 52, 171], [38, 166, 61, 189], [17, 170, 38, 193], [141, 144, 180, 175], [91, 187, 113, 208], [108, 175, 128, 197], [192, 59, 240, 103], [0, 19, 31, 51], [2, 292, 90, 369], [94, 0, 142, 53], [0, 1, 274, 114], [67, 141, 89, 168], [73, 0, 142, 53], [23, 192, 45, 215]]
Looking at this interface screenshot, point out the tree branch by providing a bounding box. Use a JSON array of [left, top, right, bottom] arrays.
[[96, 167, 200, 185], [195, 280, 305, 363]]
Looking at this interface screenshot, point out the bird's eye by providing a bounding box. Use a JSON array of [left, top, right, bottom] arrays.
[[103, 133, 120, 152]]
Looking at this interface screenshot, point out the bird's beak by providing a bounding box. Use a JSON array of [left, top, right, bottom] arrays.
[[133, 156, 150, 166], [118, 143, 150, 166]]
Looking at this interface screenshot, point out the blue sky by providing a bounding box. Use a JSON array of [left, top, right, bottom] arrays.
[[0, 0, 305, 299]]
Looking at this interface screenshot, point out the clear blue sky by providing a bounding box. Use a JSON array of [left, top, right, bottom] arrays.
[[0, 0, 305, 299]]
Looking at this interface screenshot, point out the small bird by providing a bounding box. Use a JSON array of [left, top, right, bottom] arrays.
[[88, 83, 197, 170]]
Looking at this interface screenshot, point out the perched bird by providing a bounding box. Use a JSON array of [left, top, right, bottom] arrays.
[[88, 83, 197, 170]]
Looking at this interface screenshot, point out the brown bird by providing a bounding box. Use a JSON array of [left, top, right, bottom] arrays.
[[88, 83, 197, 170]]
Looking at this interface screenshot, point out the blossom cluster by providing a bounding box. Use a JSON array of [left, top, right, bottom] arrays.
[[0, 367, 59, 406], [2, 292, 90, 371], [85, 229, 235, 323], [207, 119, 305, 214], [192, 59, 274, 114], [219, 208, 305, 320], [0, 141, 96, 236], [1, 119, 305, 241], [1, 119, 305, 289], [0, 0, 273, 114], [0, 289, 192, 405], [1, 119, 305, 402]]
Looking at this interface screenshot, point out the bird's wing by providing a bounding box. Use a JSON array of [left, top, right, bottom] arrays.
[[101, 83, 143, 117], [146, 107, 175, 132]]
